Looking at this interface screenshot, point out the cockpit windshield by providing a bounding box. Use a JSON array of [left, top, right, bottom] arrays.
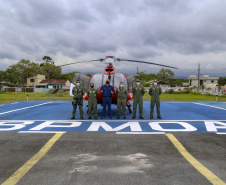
[[90, 73, 127, 89]]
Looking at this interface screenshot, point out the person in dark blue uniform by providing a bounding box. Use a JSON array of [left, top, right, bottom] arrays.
[[100, 79, 115, 119]]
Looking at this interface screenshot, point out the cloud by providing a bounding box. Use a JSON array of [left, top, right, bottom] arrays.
[[0, 0, 226, 77]]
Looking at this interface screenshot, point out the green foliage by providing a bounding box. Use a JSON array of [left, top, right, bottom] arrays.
[[218, 77, 226, 86], [191, 92, 201, 95], [0, 70, 7, 82], [39, 56, 62, 79], [169, 78, 189, 86], [41, 56, 54, 65], [191, 86, 197, 90], [157, 68, 175, 82], [204, 93, 212, 96], [8, 83, 16, 87], [143, 93, 226, 101], [86, 74, 92, 78], [5, 59, 39, 87], [137, 71, 157, 82], [60, 72, 76, 82], [168, 89, 174, 94], [136, 69, 189, 87], [1, 57, 78, 87], [200, 85, 205, 90], [183, 88, 191, 94]]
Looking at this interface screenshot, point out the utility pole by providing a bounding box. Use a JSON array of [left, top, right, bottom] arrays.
[[198, 63, 200, 91], [137, 67, 139, 76]]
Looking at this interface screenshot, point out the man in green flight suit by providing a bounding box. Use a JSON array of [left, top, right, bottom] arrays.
[[149, 80, 162, 119], [132, 80, 145, 119], [71, 80, 84, 119], [87, 83, 98, 119], [116, 82, 127, 119]]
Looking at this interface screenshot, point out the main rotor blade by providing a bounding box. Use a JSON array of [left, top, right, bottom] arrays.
[[43, 61, 88, 71], [116, 58, 178, 69], [91, 58, 105, 62]]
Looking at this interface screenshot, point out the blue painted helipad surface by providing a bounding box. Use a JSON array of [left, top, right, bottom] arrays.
[[0, 101, 225, 133]]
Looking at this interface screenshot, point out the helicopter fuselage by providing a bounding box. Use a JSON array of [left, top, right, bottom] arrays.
[[83, 64, 134, 105]]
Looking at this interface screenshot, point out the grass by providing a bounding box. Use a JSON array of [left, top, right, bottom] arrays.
[[144, 93, 226, 101], [0, 92, 71, 101], [0, 92, 226, 102]]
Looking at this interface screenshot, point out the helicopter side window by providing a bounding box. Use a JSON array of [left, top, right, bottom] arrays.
[[90, 74, 103, 89], [114, 73, 127, 89], [72, 73, 90, 91], [103, 74, 113, 86], [126, 75, 136, 91]]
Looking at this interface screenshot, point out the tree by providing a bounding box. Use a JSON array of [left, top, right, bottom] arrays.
[[39, 56, 62, 79], [5, 60, 40, 87], [5, 67, 19, 85], [156, 68, 175, 82], [0, 70, 7, 82], [60, 72, 77, 82], [218, 77, 226, 86], [41, 56, 54, 65], [137, 71, 157, 82], [168, 78, 189, 86], [0, 70, 7, 90]]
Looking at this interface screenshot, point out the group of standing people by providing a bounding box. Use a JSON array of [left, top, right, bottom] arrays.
[[71, 79, 162, 119]]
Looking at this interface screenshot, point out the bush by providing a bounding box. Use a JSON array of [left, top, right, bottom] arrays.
[[48, 89, 55, 94], [191, 92, 201, 95], [168, 89, 174, 94], [174, 91, 186, 94], [183, 88, 191, 94], [204, 93, 213, 96], [9, 83, 16, 87]]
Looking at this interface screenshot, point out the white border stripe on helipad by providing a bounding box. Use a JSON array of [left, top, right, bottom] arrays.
[[193, 102, 226, 110], [216, 132, 226, 135], [0, 102, 52, 115], [0, 120, 226, 122], [0, 102, 18, 106], [19, 131, 66, 134]]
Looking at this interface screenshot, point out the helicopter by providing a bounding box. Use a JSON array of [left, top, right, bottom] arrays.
[[45, 56, 178, 113]]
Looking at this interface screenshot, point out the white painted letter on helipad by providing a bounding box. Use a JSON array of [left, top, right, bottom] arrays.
[[149, 122, 197, 132], [204, 121, 226, 132], [30, 121, 82, 130], [87, 122, 142, 132], [0, 121, 34, 131]]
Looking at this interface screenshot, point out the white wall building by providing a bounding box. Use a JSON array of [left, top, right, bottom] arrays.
[[188, 75, 219, 87]]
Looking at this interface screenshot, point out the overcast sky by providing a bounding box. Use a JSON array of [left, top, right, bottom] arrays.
[[1, 0, 226, 77]]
